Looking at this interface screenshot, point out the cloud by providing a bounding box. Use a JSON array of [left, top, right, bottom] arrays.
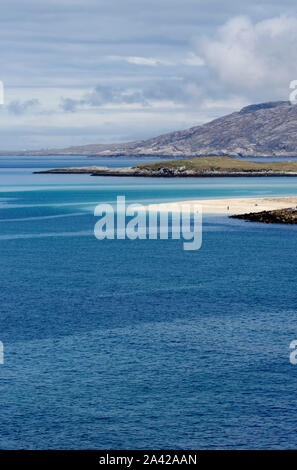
[[2, 1, 297, 149], [59, 78, 205, 112], [7, 98, 40, 115], [107, 56, 172, 66], [84, 85, 146, 106], [59, 97, 79, 113], [107, 54, 204, 67], [199, 15, 297, 90], [60, 85, 149, 112]]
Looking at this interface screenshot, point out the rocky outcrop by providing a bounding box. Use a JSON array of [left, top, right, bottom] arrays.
[[231, 208, 297, 224]]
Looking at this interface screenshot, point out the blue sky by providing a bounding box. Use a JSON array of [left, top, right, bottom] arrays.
[[0, 0, 297, 149]]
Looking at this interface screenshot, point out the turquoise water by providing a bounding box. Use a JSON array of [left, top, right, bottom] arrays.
[[1, 156, 297, 449]]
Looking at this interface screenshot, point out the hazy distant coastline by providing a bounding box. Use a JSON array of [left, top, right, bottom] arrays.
[[5, 101, 297, 159]]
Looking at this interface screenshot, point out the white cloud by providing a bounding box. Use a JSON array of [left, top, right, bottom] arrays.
[[200, 14, 297, 90], [107, 55, 172, 66], [107, 54, 205, 67]]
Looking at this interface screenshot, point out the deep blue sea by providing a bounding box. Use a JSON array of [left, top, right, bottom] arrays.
[[1, 155, 297, 449]]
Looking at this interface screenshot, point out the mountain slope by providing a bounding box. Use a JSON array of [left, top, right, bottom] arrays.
[[14, 100, 297, 157]]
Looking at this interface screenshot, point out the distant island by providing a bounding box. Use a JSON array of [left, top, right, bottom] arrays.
[[7, 100, 297, 158], [35, 156, 297, 177]]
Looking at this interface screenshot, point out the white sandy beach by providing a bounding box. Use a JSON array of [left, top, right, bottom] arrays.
[[145, 196, 297, 215]]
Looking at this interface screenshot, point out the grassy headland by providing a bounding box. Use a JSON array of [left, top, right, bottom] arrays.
[[134, 156, 297, 173]]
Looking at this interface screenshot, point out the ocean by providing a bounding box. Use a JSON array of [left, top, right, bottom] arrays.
[[1, 155, 297, 449]]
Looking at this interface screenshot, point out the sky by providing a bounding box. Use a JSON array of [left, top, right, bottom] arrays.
[[1, 0, 297, 149]]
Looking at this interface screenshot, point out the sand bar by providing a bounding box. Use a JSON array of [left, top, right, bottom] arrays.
[[145, 197, 297, 215]]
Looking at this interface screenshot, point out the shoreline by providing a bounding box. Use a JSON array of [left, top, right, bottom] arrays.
[[143, 196, 297, 215]]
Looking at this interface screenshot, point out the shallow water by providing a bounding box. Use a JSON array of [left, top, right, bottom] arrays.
[[1, 156, 297, 449]]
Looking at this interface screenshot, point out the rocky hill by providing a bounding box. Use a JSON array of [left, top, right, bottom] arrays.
[[10, 100, 297, 158]]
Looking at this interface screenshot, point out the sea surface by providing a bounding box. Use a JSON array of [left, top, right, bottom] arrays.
[[1, 155, 297, 449]]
